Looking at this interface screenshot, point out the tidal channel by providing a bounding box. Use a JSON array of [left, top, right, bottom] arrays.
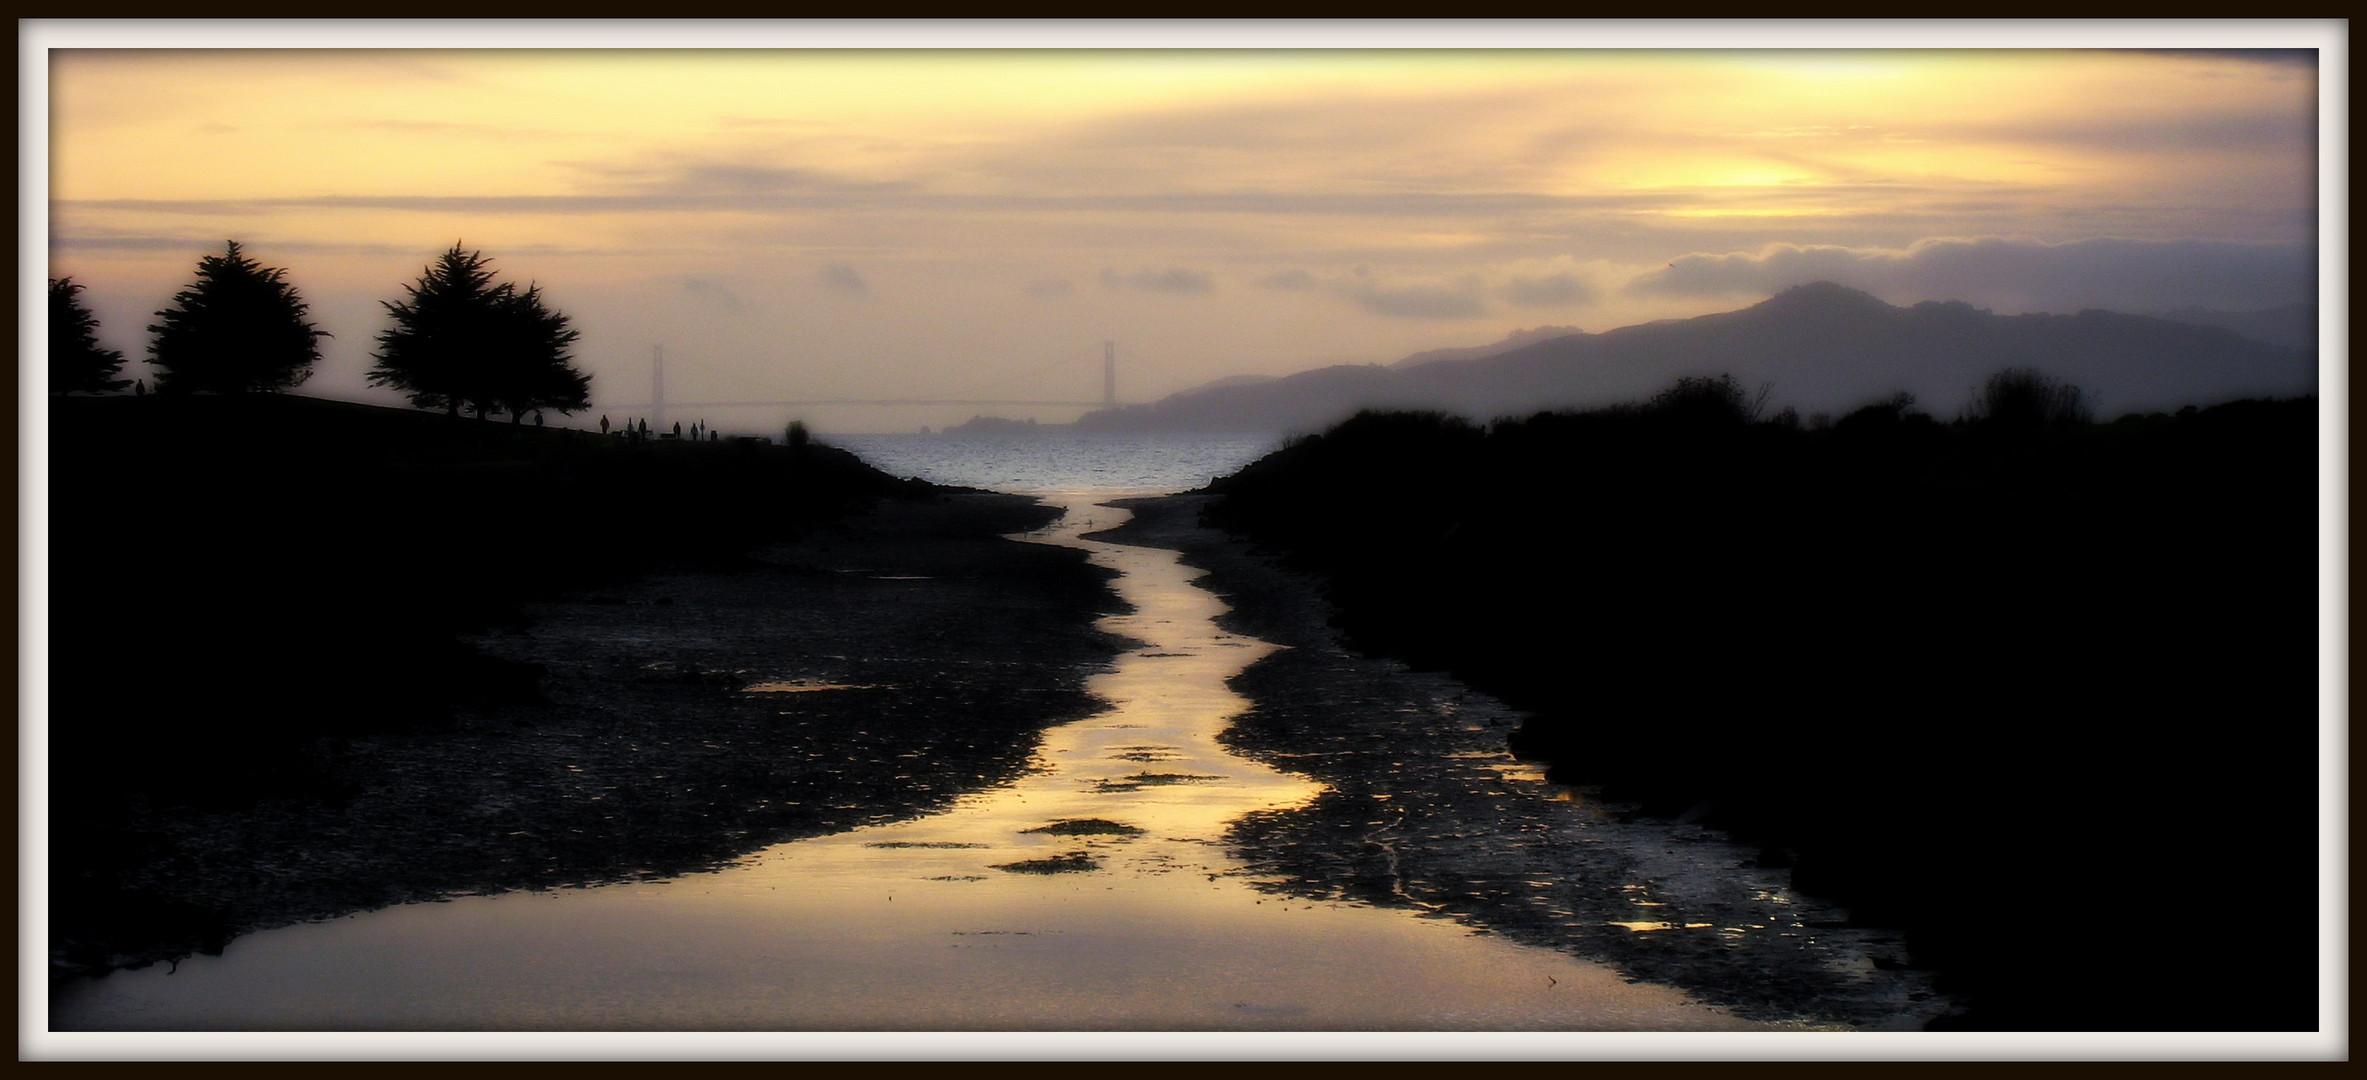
[[49, 496, 1769, 1036]]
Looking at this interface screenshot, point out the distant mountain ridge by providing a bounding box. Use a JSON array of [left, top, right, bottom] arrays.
[[2145, 301, 2318, 352], [1390, 324, 1588, 369], [1072, 283, 2315, 434]]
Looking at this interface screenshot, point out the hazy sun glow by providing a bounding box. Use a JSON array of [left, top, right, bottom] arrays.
[[35, 25, 2329, 433]]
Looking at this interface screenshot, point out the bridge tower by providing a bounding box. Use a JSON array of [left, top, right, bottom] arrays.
[[651, 344, 666, 432], [1103, 340, 1116, 408]]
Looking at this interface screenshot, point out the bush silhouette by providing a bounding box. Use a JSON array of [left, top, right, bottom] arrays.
[[1963, 366, 2091, 429], [1647, 373, 1766, 427]]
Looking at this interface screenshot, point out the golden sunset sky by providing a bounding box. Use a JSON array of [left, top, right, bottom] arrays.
[[31, 21, 2337, 433]]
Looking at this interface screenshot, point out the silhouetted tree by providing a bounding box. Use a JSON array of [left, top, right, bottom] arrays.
[[49, 277, 129, 395], [369, 245, 501, 415], [1964, 367, 2090, 430], [1647, 373, 1767, 427], [146, 242, 328, 395], [1832, 392, 1931, 436], [371, 244, 591, 422], [483, 282, 590, 423]]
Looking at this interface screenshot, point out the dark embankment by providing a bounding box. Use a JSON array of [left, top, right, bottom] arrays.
[[1098, 494, 1946, 1029], [1196, 387, 2321, 1031], [46, 394, 1125, 979]]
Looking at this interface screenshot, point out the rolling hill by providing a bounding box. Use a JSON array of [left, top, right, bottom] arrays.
[[1072, 283, 2316, 434]]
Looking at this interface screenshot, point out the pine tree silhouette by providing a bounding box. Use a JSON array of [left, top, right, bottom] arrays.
[[146, 242, 328, 395], [372, 243, 592, 421], [49, 277, 130, 395]]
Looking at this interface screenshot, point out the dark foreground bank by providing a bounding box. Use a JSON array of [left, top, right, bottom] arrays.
[[46, 396, 1128, 980], [1095, 495, 1948, 1030], [1176, 389, 2323, 1032]]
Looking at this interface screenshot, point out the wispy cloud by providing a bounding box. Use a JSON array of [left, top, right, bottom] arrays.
[[330, 118, 564, 141], [50, 189, 1684, 221], [1100, 267, 1215, 295], [682, 277, 744, 314], [45, 232, 585, 260]]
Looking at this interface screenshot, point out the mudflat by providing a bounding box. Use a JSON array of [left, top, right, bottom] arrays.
[[48, 490, 1131, 982]]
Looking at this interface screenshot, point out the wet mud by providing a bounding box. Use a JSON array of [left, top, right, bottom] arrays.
[[50, 491, 1131, 982], [59, 486, 1947, 1031], [1094, 492, 1952, 1031]]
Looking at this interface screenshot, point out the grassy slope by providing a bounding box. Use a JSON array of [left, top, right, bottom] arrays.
[[45, 393, 933, 802]]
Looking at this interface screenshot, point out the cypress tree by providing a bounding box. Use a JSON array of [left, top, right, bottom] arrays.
[[146, 241, 328, 395], [49, 277, 130, 395], [372, 244, 593, 421]]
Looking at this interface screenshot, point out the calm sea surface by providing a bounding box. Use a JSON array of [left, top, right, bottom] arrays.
[[825, 432, 1284, 495]]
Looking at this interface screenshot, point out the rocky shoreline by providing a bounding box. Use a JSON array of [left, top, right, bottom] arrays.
[[1093, 492, 1954, 1031]]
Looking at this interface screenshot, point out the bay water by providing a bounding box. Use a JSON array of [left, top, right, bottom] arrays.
[[825, 431, 1283, 495]]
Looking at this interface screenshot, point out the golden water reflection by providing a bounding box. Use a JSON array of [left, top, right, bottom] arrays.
[[50, 495, 1768, 1032]]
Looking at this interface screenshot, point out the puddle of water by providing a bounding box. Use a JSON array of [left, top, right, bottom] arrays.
[[46, 495, 1771, 1035], [742, 682, 880, 694]]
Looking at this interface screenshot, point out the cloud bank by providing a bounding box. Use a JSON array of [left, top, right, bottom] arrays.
[[1347, 279, 1489, 320], [1627, 236, 2316, 314]]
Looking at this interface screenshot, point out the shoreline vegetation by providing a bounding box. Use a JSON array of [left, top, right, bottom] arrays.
[[1184, 376, 2320, 1031], [46, 393, 1128, 980]]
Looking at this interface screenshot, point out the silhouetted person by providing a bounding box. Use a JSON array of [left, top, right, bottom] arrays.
[[534, 411, 544, 428], [673, 421, 682, 438], [600, 414, 609, 435], [134, 379, 146, 398]]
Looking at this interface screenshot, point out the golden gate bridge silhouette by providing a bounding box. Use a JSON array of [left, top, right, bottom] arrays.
[[602, 342, 1124, 431]]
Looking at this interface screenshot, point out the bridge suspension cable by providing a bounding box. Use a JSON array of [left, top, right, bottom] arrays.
[[605, 344, 1124, 424]]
